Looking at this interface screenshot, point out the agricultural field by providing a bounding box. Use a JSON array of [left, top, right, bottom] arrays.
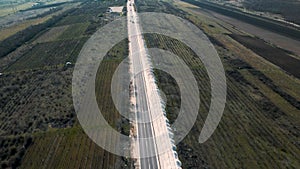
[[34, 25, 70, 43], [241, 0, 300, 24], [0, 1, 35, 17], [5, 39, 85, 71], [228, 34, 300, 79], [144, 33, 300, 168], [19, 38, 131, 169], [57, 23, 89, 40], [0, 67, 74, 167], [0, 0, 129, 168], [20, 127, 128, 169], [0, 17, 52, 41], [0, 2, 81, 43], [0, 0, 76, 17], [139, 0, 300, 168], [181, 0, 300, 40]]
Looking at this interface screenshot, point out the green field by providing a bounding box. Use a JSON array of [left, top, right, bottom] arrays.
[[139, 0, 300, 168], [0, 1, 127, 168], [19, 38, 131, 169], [144, 33, 300, 168], [20, 127, 125, 169], [57, 23, 89, 40], [5, 39, 84, 71]]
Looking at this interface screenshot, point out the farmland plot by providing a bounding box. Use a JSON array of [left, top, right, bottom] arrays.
[[144, 33, 300, 168], [0, 135, 32, 168], [0, 0, 127, 168], [34, 25, 70, 43], [6, 39, 85, 71], [57, 23, 89, 40], [18, 39, 131, 168], [229, 34, 300, 79], [20, 127, 128, 169], [0, 68, 75, 136], [55, 14, 94, 26]]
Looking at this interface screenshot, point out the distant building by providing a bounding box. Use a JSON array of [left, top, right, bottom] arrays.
[[107, 6, 124, 15]]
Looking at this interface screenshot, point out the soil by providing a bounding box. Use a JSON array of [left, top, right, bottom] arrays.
[[229, 34, 300, 79]]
